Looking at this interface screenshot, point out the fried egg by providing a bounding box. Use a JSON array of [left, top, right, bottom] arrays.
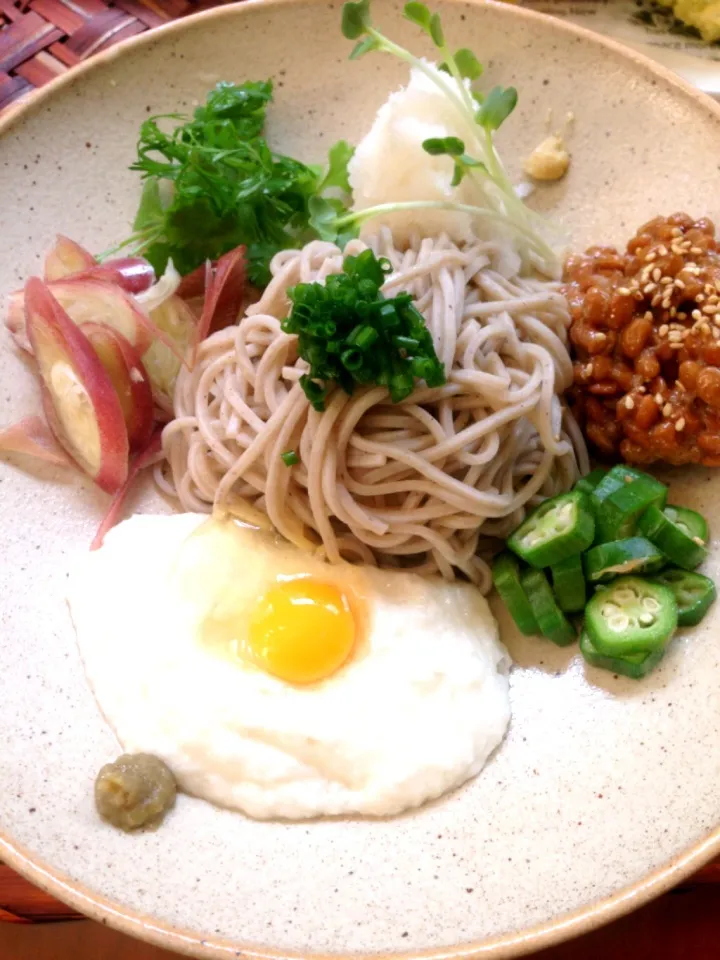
[[68, 513, 511, 820]]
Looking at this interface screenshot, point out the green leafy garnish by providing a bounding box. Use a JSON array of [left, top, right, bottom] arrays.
[[350, 36, 380, 59], [318, 139, 355, 193], [403, 1, 444, 47], [403, 1, 432, 31], [476, 85, 519, 132], [429, 12, 444, 46], [452, 48, 483, 81], [422, 136, 464, 157], [281, 450, 300, 466], [422, 137, 486, 186], [108, 81, 355, 285], [337, 0, 560, 276], [281, 249, 446, 410], [341, 0, 372, 38]]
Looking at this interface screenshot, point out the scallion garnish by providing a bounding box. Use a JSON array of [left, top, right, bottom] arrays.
[[282, 249, 446, 410], [281, 451, 300, 467]]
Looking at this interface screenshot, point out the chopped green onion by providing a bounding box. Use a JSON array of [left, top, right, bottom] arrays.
[[347, 325, 379, 349], [281, 451, 299, 467], [283, 249, 446, 410]]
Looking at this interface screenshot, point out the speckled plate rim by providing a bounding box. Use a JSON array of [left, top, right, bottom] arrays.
[[1, 2, 720, 957]]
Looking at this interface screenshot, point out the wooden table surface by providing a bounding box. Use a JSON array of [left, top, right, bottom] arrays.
[[2, 858, 720, 956]]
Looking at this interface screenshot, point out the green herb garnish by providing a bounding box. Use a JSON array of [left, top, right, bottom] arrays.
[[108, 81, 354, 286], [422, 136, 486, 186], [330, 0, 560, 276], [281, 450, 300, 466], [282, 249, 446, 410]]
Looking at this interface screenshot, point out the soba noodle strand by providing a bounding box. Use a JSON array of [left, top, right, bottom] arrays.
[[158, 231, 588, 593]]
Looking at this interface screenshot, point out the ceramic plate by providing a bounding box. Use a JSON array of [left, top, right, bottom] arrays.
[[1, 1, 720, 957]]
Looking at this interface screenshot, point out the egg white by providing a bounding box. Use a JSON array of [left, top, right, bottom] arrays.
[[68, 513, 511, 820]]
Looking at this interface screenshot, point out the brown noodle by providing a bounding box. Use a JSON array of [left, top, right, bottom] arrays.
[[157, 230, 588, 592]]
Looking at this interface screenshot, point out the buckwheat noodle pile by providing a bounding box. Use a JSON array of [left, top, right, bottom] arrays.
[[158, 230, 588, 592]]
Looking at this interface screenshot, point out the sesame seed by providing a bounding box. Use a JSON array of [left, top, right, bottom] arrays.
[[643, 283, 656, 295], [670, 342, 684, 349], [645, 250, 657, 262], [692, 309, 704, 321], [625, 397, 635, 410], [651, 294, 663, 307], [663, 402, 673, 416], [690, 246, 704, 256], [675, 279, 686, 290], [669, 307, 677, 318], [678, 312, 688, 320], [697, 294, 706, 303], [659, 324, 669, 336], [705, 284, 715, 295], [693, 536, 705, 546], [714, 327, 720, 339], [652, 267, 662, 282], [584, 363, 593, 376], [657, 245, 668, 256], [703, 322, 713, 336], [671, 227, 683, 237], [671, 245, 684, 257], [676, 381, 686, 392], [660, 276, 673, 285], [675, 418, 686, 432], [596, 332, 606, 341], [617, 287, 631, 297], [655, 392, 664, 405], [644, 311, 654, 321]]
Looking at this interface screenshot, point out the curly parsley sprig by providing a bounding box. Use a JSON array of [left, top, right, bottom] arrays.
[[106, 82, 354, 287]]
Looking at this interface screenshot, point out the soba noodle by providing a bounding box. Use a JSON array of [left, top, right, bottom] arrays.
[[158, 230, 589, 592]]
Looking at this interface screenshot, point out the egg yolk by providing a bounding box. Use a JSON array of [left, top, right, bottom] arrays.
[[247, 579, 356, 684]]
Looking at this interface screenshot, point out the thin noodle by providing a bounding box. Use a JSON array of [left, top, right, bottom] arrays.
[[160, 230, 587, 590]]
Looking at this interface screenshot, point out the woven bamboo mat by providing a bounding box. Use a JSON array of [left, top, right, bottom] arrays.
[[0, 0, 226, 115]]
